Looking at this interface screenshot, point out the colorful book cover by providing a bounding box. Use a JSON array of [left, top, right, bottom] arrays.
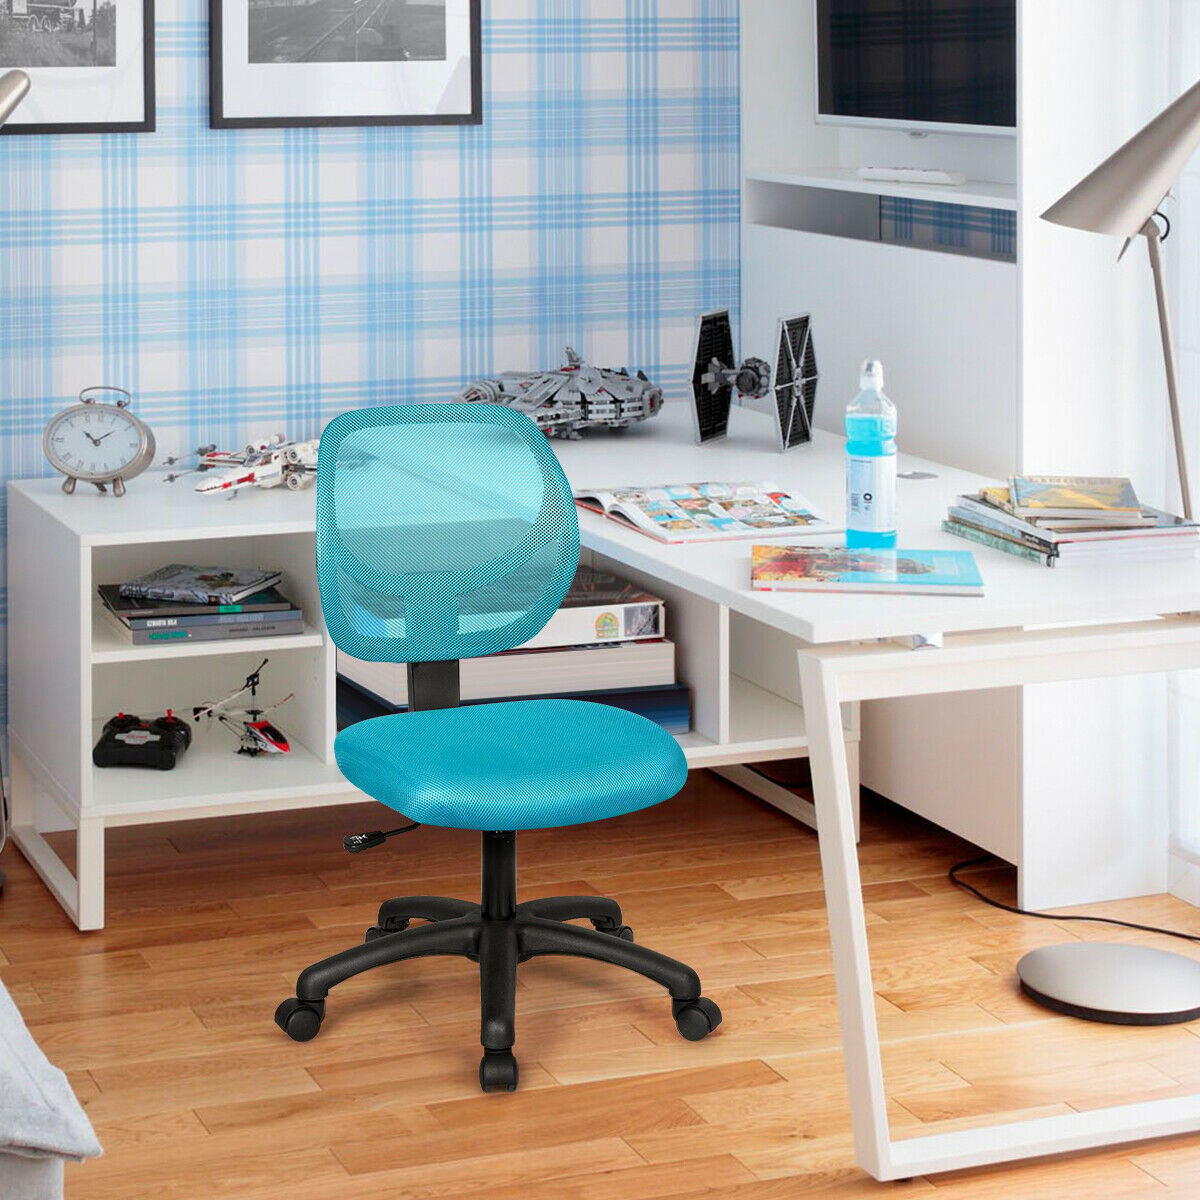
[[1008, 475, 1140, 515], [750, 546, 984, 595]]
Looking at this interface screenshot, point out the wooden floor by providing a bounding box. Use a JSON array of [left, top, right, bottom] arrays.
[[3, 770, 1200, 1198]]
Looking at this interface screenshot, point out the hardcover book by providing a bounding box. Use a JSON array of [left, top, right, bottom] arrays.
[[574, 481, 839, 543], [98, 584, 296, 624], [117, 565, 283, 606], [750, 545, 984, 595]]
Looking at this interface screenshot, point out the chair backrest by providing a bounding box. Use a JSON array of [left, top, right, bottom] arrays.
[[316, 403, 581, 664]]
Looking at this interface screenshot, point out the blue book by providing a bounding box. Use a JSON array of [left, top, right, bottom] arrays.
[[750, 546, 984, 595]]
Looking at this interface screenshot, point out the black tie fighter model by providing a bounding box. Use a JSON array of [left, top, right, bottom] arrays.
[[193, 659, 293, 757], [690, 310, 819, 451]]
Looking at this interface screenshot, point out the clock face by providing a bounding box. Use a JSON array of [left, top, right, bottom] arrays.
[[44, 403, 155, 483]]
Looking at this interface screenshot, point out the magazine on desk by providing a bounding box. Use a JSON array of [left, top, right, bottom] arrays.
[[750, 545, 984, 595], [574, 481, 840, 543]]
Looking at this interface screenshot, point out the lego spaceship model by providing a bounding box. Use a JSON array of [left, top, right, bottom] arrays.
[[457, 347, 664, 438], [691, 310, 818, 451], [163, 434, 319, 495]]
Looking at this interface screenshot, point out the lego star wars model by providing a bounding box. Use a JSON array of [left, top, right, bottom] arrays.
[[457, 347, 664, 438], [690, 310, 818, 451], [164, 435, 319, 495]]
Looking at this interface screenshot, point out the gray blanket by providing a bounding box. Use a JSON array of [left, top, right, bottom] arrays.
[[0, 980, 101, 1164]]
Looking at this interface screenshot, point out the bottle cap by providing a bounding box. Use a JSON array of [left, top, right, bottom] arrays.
[[860, 360, 884, 391]]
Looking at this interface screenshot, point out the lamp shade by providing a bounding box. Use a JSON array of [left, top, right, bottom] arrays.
[[1042, 78, 1200, 237], [0, 70, 29, 126]]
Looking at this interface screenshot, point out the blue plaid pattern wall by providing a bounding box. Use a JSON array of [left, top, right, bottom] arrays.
[[0, 0, 740, 727]]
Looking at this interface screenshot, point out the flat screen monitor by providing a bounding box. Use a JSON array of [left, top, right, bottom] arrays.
[[815, 0, 1016, 136]]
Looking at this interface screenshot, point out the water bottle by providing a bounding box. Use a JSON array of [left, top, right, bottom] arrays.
[[845, 360, 897, 549]]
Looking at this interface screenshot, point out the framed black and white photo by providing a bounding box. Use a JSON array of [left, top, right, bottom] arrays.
[[210, 0, 481, 129], [0, 0, 154, 134]]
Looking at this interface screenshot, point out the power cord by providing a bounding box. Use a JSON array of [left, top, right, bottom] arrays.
[[950, 854, 1200, 945], [343, 822, 420, 853]]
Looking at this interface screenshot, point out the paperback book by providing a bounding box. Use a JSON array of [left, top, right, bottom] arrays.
[[574, 481, 839, 543], [1006, 475, 1141, 519], [750, 545, 984, 595]]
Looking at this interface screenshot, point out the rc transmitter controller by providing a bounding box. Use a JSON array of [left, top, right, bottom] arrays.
[[93, 711, 192, 770]]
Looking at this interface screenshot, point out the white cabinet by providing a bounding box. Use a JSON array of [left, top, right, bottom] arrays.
[[6, 478, 357, 930], [740, 0, 1176, 908]]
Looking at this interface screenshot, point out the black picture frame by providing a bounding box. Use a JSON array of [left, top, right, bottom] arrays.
[[210, 0, 482, 130], [0, 0, 155, 135]]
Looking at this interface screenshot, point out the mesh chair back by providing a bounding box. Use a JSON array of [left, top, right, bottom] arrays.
[[316, 403, 581, 664]]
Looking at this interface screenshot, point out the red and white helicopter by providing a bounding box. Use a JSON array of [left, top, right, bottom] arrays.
[[193, 659, 293, 757], [163, 434, 319, 496]]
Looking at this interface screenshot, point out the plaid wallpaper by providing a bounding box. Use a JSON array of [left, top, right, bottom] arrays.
[[0, 0, 740, 726]]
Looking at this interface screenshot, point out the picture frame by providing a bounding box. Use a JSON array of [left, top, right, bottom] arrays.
[[210, 0, 482, 130], [0, 0, 155, 135]]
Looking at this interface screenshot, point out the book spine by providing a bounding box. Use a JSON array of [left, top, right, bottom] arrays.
[[947, 508, 1054, 553], [942, 519, 1055, 566], [130, 620, 305, 645], [518, 599, 665, 650], [127, 608, 303, 631]]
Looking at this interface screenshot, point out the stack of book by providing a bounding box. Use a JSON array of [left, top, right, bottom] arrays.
[[100, 564, 303, 645], [943, 476, 1200, 567], [336, 564, 690, 734]]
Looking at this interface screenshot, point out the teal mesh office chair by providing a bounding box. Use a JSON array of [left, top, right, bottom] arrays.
[[274, 403, 720, 1091]]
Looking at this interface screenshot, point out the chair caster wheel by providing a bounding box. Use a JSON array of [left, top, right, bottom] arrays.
[[592, 919, 634, 941], [479, 1049, 519, 1092], [366, 917, 409, 941], [275, 997, 324, 1042], [673, 997, 722, 1041]]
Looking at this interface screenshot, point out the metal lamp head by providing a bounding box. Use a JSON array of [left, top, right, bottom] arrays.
[[0, 70, 30, 126], [1042, 77, 1200, 238]]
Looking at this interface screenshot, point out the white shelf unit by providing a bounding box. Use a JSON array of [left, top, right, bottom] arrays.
[[7, 473, 858, 930], [5, 477, 358, 930], [740, 0, 1177, 910]]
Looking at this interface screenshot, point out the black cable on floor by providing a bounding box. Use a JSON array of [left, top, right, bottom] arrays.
[[949, 854, 1200, 945]]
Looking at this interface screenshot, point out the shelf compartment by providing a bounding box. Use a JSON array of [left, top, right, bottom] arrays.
[[89, 732, 356, 824]]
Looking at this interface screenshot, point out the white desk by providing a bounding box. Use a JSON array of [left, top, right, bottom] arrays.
[[551, 401, 1200, 1178]]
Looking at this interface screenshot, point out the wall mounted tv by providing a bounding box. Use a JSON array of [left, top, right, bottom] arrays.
[[815, 0, 1016, 136]]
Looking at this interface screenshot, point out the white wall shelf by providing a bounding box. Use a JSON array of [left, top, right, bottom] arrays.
[[744, 167, 1018, 212]]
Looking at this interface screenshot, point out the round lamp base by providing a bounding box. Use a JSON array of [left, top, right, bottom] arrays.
[[1017, 942, 1200, 1026]]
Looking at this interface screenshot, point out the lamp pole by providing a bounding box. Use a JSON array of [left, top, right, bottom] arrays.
[[1143, 218, 1193, 521]]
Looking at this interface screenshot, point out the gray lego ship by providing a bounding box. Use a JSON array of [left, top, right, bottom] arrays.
[[457, 348, 664, 438]]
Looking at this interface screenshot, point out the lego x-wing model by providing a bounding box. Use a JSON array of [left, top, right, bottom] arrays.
[[163, 435, 319, 495]]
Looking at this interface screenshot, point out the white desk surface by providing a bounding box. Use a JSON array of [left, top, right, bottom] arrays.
[[554, 402, 1200, 644], [14, 401, 1200, 645]]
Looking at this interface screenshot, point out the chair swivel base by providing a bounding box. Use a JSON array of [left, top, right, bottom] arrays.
[[274, 831, 721, 1091]]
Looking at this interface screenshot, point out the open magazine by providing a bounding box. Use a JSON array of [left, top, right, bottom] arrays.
[[574, 481, 840, 543]]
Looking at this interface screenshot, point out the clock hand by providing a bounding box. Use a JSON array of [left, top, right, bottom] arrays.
[[94, 430, 117, 442], [83, 431, 101, 446]]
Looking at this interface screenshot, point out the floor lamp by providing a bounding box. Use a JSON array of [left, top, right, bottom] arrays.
[[1018, 79, 1200, 1024], [0, 69, 30, 899]]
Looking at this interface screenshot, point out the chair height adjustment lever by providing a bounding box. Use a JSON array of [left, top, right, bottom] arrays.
[[343, 822, 421, 853]]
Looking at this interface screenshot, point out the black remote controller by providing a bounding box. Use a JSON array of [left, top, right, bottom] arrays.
[[93, 710, 192, 771]]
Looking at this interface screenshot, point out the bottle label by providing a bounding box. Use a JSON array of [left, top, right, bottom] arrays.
[[847, 454, 896, 532]]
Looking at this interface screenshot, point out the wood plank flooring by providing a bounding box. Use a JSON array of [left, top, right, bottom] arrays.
[[3, 769, 1200, 1197]]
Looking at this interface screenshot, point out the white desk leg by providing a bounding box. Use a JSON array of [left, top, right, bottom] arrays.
[[8, 746, 105, 931], [797, 650, 893, 1179]]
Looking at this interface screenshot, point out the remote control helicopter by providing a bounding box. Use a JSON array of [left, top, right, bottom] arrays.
[[193, 659, 293, 756]]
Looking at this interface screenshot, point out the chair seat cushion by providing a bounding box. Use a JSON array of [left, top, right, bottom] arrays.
[[334, 698, 689, 831]]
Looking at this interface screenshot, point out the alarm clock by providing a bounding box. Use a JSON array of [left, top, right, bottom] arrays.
[[43, 387, 156, 496]]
